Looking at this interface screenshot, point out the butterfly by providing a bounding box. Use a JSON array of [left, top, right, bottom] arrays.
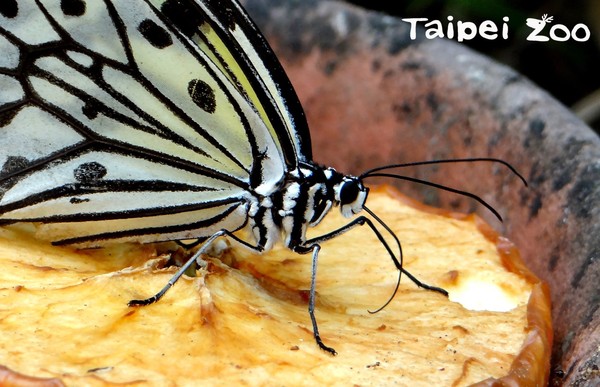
[[0, 0, 525, 355]]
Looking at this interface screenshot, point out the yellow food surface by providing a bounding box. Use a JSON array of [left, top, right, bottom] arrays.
[[0, 187, 551, 386]]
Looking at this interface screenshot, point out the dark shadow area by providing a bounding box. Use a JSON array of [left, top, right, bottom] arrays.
[[345, 0, 600, 134]]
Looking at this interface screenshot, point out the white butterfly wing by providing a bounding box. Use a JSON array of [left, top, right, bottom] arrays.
[[150, 0, 313, 164], [0, 0, 305, 245]]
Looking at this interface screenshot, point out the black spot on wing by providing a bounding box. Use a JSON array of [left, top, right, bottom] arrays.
[[188, 79, 216, 113], [0, 0, 18, 18], [61, 0, 86, 17], [1, 156, 29, 177], [70, 197, 90, 204], [1, 156, 29, 200], [160, 0, 205, 38], [138, 19, 173, 49], [74, 162, 107, 184]]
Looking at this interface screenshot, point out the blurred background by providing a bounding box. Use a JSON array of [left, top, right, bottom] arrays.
[[344, 0, 600, 134]]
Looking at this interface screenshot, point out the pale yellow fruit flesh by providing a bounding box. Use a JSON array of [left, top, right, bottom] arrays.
[[0, 186, 551, 386]]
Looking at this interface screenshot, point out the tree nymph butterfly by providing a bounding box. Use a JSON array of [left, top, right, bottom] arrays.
[[0, 0, 525, 354]]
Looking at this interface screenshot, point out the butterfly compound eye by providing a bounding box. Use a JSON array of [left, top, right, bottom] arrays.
[[339, 178, 368, 218], [339, 180, 359, 205]]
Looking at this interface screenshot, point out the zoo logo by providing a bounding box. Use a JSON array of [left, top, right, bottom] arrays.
[[526, 14, 591, 42]]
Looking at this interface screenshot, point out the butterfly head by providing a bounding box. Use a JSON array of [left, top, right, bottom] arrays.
[[334, 176, 369, 218]]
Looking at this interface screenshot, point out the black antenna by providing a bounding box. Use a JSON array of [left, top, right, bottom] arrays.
[[360, 157, 528, 188], [359, 157, 524, 313], [362, 206, 448, 315], [363, 172, 504, 221]]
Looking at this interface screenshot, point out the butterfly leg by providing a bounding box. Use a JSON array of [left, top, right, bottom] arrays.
[[293, 243, 337, 355], [305, 216, 448, 296], [291, 214, 450, 355], [128, 230, 264, 307]]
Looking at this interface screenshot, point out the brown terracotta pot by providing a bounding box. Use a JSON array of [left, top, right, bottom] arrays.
[[241, 0, 600, 385]]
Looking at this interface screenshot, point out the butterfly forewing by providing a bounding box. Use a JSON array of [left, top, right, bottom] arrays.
[[151, 0, 312, 165], [0, 0, 310, 245]]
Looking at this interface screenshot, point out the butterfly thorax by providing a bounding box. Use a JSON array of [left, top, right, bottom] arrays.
[[247, 162, 368, 252]]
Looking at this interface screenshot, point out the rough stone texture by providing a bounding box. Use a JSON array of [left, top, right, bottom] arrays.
[[241, 0, 600, 385]]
